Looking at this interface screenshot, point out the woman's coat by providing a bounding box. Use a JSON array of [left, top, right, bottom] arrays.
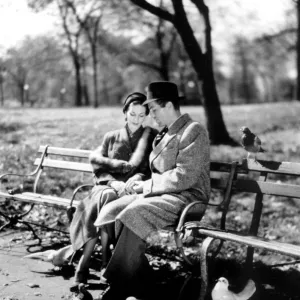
[[70, 125, 156, 250]]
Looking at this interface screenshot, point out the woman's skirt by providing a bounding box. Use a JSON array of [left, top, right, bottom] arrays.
[[70, 185, 118, 251]]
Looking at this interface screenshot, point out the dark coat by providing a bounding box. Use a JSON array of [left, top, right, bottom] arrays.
[[91, 126, 156, 184], [70, 125, 156, 250]]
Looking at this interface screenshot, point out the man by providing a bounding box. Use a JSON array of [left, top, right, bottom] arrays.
[[94, 81, 210, 300]]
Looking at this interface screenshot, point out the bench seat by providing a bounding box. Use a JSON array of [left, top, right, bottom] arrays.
[[197, 227, 300, 258], [0, 191, 78, 209]]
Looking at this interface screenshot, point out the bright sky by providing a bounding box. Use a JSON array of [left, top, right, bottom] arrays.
[[0, 0, 294, 55], [0, 0, 56, 53]]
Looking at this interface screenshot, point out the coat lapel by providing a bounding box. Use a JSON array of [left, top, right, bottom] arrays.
[[150, 114, 191, 163], [119, 126, 131, 152]]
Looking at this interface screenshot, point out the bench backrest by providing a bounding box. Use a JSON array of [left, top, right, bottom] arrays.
[[33, 146, 300, 204], [34, 145, 93, 173], [234, 159, 300, 199]]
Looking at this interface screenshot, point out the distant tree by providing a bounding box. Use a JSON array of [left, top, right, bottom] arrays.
[[294, 0, 300, 100], [65, 0, 109, 107], [229, 36, 258, 104], [5, 48, 30, 106], [255, 1, 298, 100], [128, 17, 178, 81], [28, 0, 89, 106], [0, 61, 5, 106], [4, 35, 71, 107]]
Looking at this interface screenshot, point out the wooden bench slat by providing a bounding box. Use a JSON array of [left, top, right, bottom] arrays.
[[210, 177, 228, 190], [234, 179, 300, 198], [1, 192, 79, 209], [38, 146, 91, 158], [241, 159, 300, 175], [210, 162, 233, 173], [198, 228, 300, 258], [0, 191, 14, 200], [34, 158, 93, 173]]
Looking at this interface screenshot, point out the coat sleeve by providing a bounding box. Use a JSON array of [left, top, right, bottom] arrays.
[[132, 128, 157, 180], [143, 124, 209, 196], [90, 132, 131, 180]]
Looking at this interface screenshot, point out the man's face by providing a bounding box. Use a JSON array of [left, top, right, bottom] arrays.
[[148, 101, 167, 127]]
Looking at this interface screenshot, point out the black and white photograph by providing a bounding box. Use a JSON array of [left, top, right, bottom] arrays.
[[0, 1, 300, 299]]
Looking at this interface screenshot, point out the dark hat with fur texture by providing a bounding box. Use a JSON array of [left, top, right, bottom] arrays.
[[123, 92, 147, 113]]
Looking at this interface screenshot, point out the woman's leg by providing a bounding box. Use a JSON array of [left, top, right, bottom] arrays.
[[99, 223, 116, 285], [71, 188, 118, 288], [101, 229, 111, 268], [73, 237, 98, 283]]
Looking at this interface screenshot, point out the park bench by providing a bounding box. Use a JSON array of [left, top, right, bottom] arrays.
[[0, 145, 94, 239], [176, 159, 300, 300], [1, 145, 300, 300], [0, 145, 234, 242]]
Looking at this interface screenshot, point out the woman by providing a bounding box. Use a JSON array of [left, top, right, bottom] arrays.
[[69, 92, 156, 289]]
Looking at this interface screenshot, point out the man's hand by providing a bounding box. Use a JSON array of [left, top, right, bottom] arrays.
[[109, 180, 126, 196], [132, 181, 144, 194], [125, 174, 142, 194]]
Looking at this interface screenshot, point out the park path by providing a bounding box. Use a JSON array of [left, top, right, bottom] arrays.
[[0, 229, 101, 300]]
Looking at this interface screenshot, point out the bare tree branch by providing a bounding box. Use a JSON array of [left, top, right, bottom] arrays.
[[130, 0, 175, 24], [255, 28, 297, 43]]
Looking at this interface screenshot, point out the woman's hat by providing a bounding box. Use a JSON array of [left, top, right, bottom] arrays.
[[143, 81, 184, 105], [123, 92, 147, 113]]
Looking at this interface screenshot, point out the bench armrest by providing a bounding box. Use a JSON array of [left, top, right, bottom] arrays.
[[0, 172, 35, 181], [70, 184, 94, 207], [0, 172, 37, 194], [66, 184, 94, 224], [176, 201, 207, 233]]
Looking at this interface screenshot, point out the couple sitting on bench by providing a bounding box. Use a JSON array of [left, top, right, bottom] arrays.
[[69, 81, 211, 300]]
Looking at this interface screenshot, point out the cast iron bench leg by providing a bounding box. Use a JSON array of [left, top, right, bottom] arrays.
[[199, 237, 215, 300]]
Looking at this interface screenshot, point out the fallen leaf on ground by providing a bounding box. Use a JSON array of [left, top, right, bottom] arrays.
[[27, 283, 40, 288]]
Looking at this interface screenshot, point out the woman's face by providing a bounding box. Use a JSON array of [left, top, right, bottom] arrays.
[[125, 103, 147, 132]]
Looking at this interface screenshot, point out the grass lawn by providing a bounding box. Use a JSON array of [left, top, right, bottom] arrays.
[[1, 101, 300, 299]]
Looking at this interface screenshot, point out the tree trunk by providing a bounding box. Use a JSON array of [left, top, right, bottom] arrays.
[[130, 0, 236, 144], [74, 59, 82, 107], [19, 86, 25, 107], [201, 62, 235, 144], [0, 80, 4, 106], [92, 46, 99, 108], [172, 1, 235, 144], [297, 0, 300, 100], [83, 84, 90, 106], [159, 53, 170, 81]]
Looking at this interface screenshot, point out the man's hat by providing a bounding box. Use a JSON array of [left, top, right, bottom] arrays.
[[143, 81, 184, 105], [123, 92, 147, 113]]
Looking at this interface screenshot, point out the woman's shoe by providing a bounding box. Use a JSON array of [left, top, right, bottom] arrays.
[[72, 283, 93, 300]]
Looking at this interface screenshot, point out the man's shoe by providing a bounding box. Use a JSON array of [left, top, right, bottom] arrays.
[[97, 285, 122, 300]]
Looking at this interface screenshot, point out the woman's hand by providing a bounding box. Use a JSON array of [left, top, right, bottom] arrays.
[[132, 181, 144, 194], [124, 174, 142, 194]]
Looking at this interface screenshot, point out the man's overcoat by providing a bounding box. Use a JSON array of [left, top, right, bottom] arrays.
[[94, 114, 210, 240]]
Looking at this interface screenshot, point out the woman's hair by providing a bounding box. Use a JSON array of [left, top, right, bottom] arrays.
[[123, 92, 149, 115]]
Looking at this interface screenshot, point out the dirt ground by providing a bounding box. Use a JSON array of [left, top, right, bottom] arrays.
[[0, 228, 103, 300], [2, 227, 300, 300], [0, 228, 189, 300]]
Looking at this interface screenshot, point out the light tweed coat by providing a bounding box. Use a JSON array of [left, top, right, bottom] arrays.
[[94, 113, 210, 241]]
